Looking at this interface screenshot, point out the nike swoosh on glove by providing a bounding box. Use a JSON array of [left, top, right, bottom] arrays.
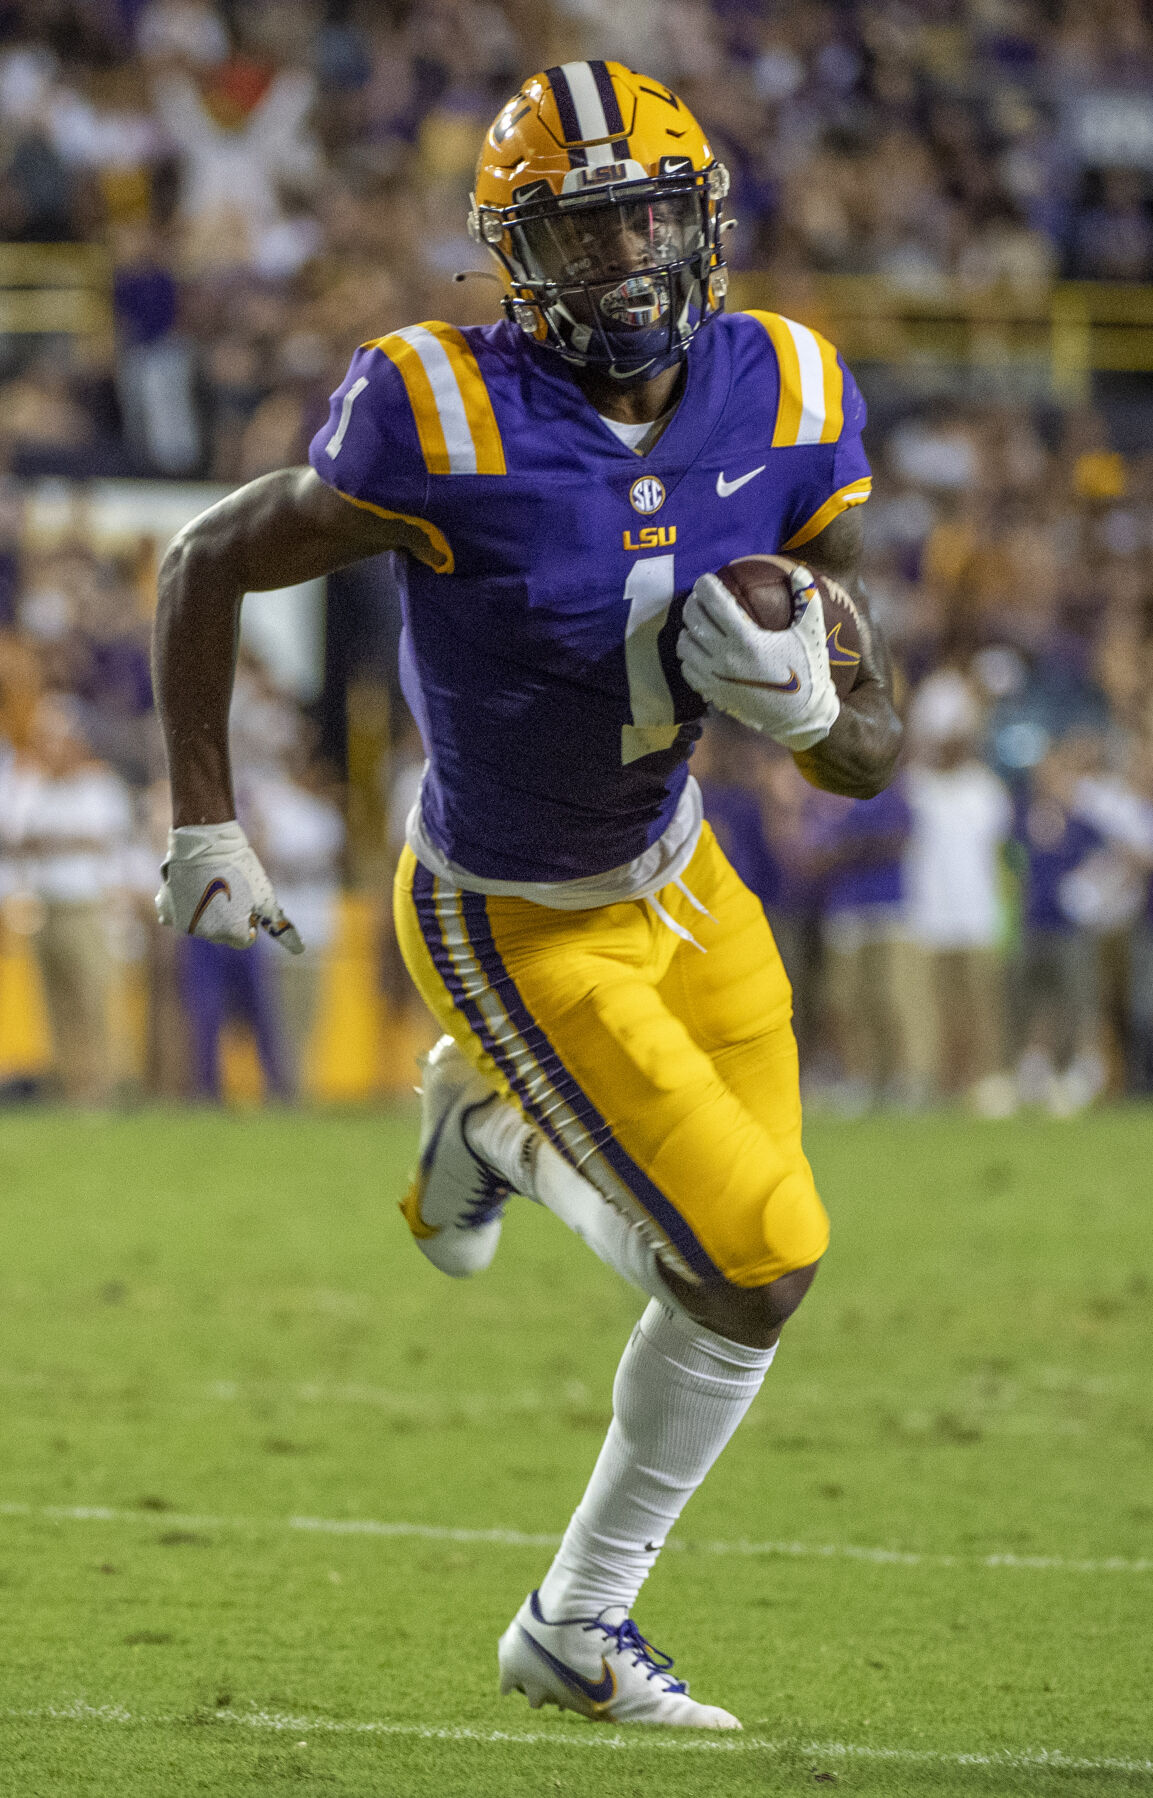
[[156, 820, 304, 953], [677, 562, 841, 750]]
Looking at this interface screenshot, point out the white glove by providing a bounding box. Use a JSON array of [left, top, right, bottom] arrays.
[[678, 562, 841, 750], [156, 820, 304, 953]]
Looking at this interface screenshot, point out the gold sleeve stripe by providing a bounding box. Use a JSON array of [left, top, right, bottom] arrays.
[[366, 323, 505, 477], [369, 332, 452, 475], [333, 490, 454, 573], [746, 310, 804, 447], [423, 322, 506, 475], [781, 479, 872, 552], [816, 332, 844, 445], [745, 309, 845, 449]]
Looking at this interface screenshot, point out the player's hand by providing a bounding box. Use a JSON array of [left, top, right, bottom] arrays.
[[678, 562, 841, 750], [676, 557, 834, 747], [156, 820, 304, 953]]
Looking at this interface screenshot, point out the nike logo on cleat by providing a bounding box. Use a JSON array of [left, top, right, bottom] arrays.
[[520, 1628, 617, 1709], [399, 1105, 454, 1239], [716, 465, 766, 497]]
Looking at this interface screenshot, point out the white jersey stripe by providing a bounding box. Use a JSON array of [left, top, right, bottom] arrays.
[[785, 319, 828, 446], [393, 325, 477, 474], [560, 60, 610, 141]]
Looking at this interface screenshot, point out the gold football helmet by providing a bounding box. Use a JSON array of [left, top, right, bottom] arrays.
[[470, 61, 729, 380]]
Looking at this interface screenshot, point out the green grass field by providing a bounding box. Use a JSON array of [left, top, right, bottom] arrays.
[[0, 1108, 1149, 1797]]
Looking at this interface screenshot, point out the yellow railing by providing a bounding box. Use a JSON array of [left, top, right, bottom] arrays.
[[0, 243, 112, 337], [3, 247, 1152, 399], [729, 274, 1153, 400]]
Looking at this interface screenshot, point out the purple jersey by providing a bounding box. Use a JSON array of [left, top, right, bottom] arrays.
[[309, 311, 871, 882]]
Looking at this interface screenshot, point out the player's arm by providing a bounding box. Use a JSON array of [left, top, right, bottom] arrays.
[[155, 466, 420, 826], [152, 467, 419, 949], [790, 507, 903, 801]]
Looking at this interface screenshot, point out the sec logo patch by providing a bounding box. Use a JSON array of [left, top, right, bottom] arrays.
[[629, 476, 665, 515]]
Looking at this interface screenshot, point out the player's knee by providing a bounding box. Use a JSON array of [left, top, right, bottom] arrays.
[[664, 1258, 821, 1348]]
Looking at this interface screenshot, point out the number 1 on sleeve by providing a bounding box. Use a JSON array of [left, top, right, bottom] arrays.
[[325, 376, 369, 461]]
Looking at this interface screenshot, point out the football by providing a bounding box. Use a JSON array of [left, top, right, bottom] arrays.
[[715, 553, 864, 697]]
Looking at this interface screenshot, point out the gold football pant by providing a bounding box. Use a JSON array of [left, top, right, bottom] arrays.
[[394, 825, 828, 1288]]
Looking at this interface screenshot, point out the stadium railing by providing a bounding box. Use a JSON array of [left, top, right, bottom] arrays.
[[0, 243, 113, 340], [730, 274, 1153, 400]]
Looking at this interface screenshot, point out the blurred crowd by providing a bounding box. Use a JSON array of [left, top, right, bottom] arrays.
[[697, 391, 1153, 1117], [3, 0, 1153, 1109], [5, 390, 1153, 1112], [3, 1, 1153, 481], [0, 552, 348, 1101]]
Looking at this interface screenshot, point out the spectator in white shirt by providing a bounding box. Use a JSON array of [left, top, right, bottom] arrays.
[[903, 671, 1014, 1107], [242, 755, 345, 1097], [0, 697, 132, 1103]]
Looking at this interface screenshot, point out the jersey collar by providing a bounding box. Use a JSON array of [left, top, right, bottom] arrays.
[[516, 319, 733, 480]]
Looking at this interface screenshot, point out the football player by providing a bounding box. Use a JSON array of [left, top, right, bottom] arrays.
[[153, 62, 902, 1729]]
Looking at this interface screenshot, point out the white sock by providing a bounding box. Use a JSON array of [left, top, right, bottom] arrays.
[[467, 1109, 674, 1308], [537, 1299, 776, 1622]]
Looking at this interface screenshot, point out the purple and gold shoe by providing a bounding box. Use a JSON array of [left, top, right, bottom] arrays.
[[498, 1590, 741, 1728]]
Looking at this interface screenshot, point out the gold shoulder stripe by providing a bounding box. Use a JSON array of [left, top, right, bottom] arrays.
[[333, 490, 454, 573], [781, 478, 872, 552], [422, 322, 506, 476], [745, 310, 803, 447], [366, 323, 505, 477], [815, 331, 844, 445], [368, 332, 451, 475], [744, 310, 846, 449]]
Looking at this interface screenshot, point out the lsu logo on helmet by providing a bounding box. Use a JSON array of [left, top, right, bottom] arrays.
[[470, 62, 730, 380]]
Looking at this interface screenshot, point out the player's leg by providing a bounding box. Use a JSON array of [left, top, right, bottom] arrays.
[[396, 839, 826, 1325], [517, 835, 816, 1669], [394, 848, 677, 1294], [396, 834, 824, 1725]]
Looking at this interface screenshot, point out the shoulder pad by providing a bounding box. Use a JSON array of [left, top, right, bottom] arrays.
[[365, 321, 506, 477], [739, 310, 863, 448]]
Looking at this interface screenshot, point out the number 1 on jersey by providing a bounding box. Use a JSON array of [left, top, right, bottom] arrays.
[[325, 375, 369, 460], [621, 554, 680, 765]]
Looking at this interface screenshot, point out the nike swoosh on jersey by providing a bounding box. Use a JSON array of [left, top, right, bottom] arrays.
[[519, 1627, 618, 1709], [715, 465, 766, 497], [719, 670, 801, 693]]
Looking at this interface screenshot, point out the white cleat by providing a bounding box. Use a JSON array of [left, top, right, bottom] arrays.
[[399, 1036, 513, 1277], [498, 1590, 742, 1729]]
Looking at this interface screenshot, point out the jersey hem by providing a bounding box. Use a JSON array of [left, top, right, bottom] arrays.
[[406, 776, 705, 909]]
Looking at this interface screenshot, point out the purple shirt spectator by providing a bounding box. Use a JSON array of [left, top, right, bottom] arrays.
[[820, 782, 911, 913], [699, 779, 781, 910], [1015, 796, 1102, 933]]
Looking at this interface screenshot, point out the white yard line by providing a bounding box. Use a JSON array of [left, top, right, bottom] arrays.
[[0, 1367, 1138, 1433], [7, 1700, 1153, 1775], [0, 1499, 1149, 1575]]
